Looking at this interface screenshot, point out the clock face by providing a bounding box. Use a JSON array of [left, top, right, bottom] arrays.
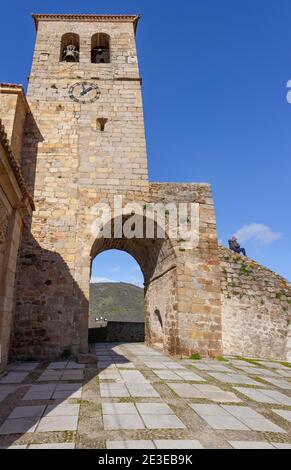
[[68, 81, 101, 104]]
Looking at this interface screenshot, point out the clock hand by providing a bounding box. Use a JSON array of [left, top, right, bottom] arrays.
[[80, 86, 93, 97], [80, 83, 86, 96]]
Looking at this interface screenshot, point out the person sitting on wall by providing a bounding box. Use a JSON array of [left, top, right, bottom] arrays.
[[228, 236, 247, 256]]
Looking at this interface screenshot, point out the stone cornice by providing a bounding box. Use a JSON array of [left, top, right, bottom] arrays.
[[32, 14, 141, 33], [0, 120, 35, 212], [0, 83, 31, 114]]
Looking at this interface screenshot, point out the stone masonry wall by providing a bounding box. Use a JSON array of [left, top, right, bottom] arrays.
[[11, 16, 222, 360], [0, 86, 29, 163], [219, 246, 291, 360], [0, 115, 33, 371], [149, 183, 222, 358]]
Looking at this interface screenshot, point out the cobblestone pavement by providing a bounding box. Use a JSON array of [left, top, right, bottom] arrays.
[[0, 343, 291, 449]]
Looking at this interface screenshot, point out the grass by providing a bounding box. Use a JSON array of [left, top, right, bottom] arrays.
[[215, 356, 229, 362], [234, 356, 262, 366], [280, 362, 291, 368], [189, 353, 201, 360], [119, 397, 136, 403]]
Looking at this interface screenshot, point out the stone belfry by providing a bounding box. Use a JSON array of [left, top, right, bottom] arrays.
[[11, 14, 223, 361], [26, 14, 148, 192]]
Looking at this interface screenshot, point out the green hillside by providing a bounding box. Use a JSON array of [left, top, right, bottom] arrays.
[[89, 282, 144, 323]]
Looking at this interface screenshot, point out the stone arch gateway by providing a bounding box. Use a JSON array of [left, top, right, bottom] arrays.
[[90, 214, 177, 351]]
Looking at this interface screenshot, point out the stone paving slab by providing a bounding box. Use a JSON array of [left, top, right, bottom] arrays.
[[8, 363, 40, 372], [234, 366, 280, 377], [272, 409, 291, 423], [119, 370, 148, 383], [44, 404, 80, 417], [103, 414, 145, 430], [98, 370, 122, 380], [154, 370, 204, 382], [0, 445, 28, 449], [229, 441, 277, 449], [222, 405, 285, 433], [47, 362, 69, 370], [235, 387, 291, 405], [100, 383, 130, 398], [8, 406, 46, 419], [116, 363, 136, 369], [142, 414, 186, 429], [0, 372, 29, 384], [107, 440, 155, 449], [126, 382, 160, 398], [29, 443, 75, 449], [208, 372, 262, 386], [36, 415, 79, 432], [167, 382, 205, 398], [167, 382, 241, 402], [102, 403, 137, 415], [190, 404, 249, 430], [136, 403, 174, 415], [257, 361, 290, 370], [23, 382, 83, 401], [277, 370, 291, 378], [258, 377, 291, 390], [154, 440, 204, 449], [0, 417, 39, 434], [189, 362, 232, 372], [227, 360, 257, 368]]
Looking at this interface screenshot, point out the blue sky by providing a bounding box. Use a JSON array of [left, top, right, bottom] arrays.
[[1, 0, 291, 282]]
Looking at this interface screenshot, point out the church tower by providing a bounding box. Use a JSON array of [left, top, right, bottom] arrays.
[[13, 15, 150, 358], [26, 14, 148, 193]]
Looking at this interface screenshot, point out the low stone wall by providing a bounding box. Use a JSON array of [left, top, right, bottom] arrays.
[[88, 321, 145, 344], [219, 246, 291, 360]]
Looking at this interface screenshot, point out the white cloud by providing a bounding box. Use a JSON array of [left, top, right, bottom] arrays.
[[90, 276, 116, 284], [112, 266, 121, 273], [234, 223, 282, 245], [131, 266, 141, 272], [129, 276, 144, 288]]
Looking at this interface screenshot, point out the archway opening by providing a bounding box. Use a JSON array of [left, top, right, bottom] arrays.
[[91, 33, 110, 63], [87, 214, 177, 353], [60, 33, 80, 62], [89, 249, 145, 344]]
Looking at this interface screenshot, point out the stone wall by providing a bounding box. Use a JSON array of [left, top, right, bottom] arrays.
[[219, 246, 291, 360], [149, 183, 222, 358], [0, 115, 33, 372], [0, 85, 30, 163], [88, 321, 144, 343]]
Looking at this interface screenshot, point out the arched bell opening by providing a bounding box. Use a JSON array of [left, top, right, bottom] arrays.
[[91, 33, 110, 64], [60, 33, 80, 62]]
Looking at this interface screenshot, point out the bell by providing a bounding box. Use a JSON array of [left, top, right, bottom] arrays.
[[63, 44, 79, 62]]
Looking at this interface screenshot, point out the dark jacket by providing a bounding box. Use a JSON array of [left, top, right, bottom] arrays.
[[228, 239, 240, 252]]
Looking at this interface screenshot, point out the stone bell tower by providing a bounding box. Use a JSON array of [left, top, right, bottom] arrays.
[[12, 15, 150, 359], [26, 14, 148, 193], [12, 14, 223, 361]]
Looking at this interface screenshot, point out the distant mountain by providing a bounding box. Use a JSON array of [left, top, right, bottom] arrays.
[[89, 282, 144, 323]]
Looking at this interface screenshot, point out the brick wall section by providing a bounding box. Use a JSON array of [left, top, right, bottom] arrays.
[[219, 245, 291, 360]]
